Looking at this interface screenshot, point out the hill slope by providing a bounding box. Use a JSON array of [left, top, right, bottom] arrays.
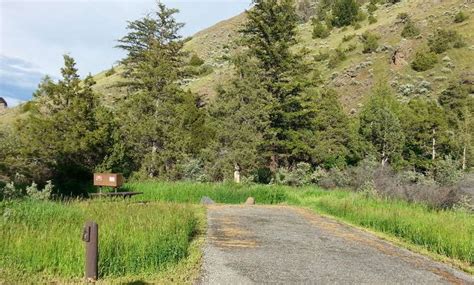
[[1, 0, 473, 127]]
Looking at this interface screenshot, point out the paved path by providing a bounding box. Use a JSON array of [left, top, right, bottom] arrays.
[[198, 205, 473, 285]]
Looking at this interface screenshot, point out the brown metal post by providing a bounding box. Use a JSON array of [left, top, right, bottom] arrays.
[[83, 221, 98, 282]]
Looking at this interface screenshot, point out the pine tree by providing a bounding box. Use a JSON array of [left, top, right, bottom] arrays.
[[332, 0, 359, 27], [113, 2, 209, 178], [241, 0, 318, 170], [18, 55, 112, 194]]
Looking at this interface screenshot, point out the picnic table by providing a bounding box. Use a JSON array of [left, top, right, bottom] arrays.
[[89, 192, 143, 199]]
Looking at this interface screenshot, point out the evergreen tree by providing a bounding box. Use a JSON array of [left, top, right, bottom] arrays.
[[18, 55, 112, 194], [113, 2, 210, 178], [359, 85, 405, 167], [206, 51, 272, 181], [241, 0, 319, 170]]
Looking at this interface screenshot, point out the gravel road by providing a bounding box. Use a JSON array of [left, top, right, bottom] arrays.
[[198, 205, 473, 285]]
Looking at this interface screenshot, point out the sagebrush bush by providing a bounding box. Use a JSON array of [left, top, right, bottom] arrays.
[[1, 182, 22, 200], [328, 48, 347, 68], [411, 51, 438, 71], [431, 156, 463, 186], [274, 163, 312, 186], [368, 14, 377, 24]]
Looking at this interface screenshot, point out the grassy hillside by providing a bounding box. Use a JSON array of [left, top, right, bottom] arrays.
[[1, 0, 472, 126]]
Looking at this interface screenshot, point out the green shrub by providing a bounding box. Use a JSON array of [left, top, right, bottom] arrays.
[[428, 29, 466, 54], [355, 11, 367, 22], [454, 11, 469, 23], [189, 54, 205, 66], [411, 50, 438, 71], [332, 0, 359, 27], [360, 31, 379, 53], [328, 48, 347, 68], [431, 156, 462, 186], [345, 43, 357, 52], [368, 14, 377, 24], [312, 21, 330, 39], [386, 0, 401, 4], [401, 20, 420, 38], [353, 22, 362, 30], [274, 163, 313, 187], [367, 1, 378, 13]]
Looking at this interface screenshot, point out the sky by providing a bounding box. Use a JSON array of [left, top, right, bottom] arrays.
[[0, 0, 251, 107]]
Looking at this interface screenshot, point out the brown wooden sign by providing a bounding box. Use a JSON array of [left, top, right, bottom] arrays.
[[93, 173, 124, 188]]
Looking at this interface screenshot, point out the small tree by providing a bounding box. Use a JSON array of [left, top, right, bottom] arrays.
[[359, 85, 405, 167], [454, 11, 469, 23], [332, 0, 359, 27], [401, 20, 420, 38]]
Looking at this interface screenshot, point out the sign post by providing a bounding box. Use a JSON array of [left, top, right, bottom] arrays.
[[83, 221, 98, 282]]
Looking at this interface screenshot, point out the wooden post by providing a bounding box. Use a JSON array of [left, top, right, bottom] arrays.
[[83, 221, 98, 282]]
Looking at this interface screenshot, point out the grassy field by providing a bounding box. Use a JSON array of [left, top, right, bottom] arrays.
[[0, 199, 205, 283]]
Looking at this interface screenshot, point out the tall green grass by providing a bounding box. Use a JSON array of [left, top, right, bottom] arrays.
[[126, 181, 288, 204], [287, 190, 474, 266], [0, 200, 202, 281]]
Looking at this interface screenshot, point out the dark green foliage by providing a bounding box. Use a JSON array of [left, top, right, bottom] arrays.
[[189, 53, 205, 66], [360, 31, 379, 53], [411, 51, 438, 71], [111, 2, 211, 179], [428, 29, 466, 54], [401, 20, 420, 38], [332, 0, 359, 27], [367, 0, 378, 13], [8, 56, 114, 195], [454, 11, 469, 23], [386, 0, 401, 4], [438, 82, 474, 170], [312, 20, 330, 39], [402, 99, 449, 171]]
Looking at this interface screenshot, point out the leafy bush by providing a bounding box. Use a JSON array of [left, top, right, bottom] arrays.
[[401, 20, 420, 38], [1, 182, 23, 200], [353, 22, 362, 30], [312, 21, 330, 39], [428, 29, 466, 54], [355, 11, 367, 22], [411, 50, 438, 71], [189, 54, 205, 66], [328, 48, 347, 68], [431, 156, 463, 186], [26, 181, 53, 201], [454, 11, 469, 23], [274, 163, 312, 186], [360, 31, 379, 53], [367, 1, 378, 13]]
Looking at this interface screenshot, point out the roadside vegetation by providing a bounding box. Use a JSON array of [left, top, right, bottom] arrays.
[[0, 199, 204, 283]]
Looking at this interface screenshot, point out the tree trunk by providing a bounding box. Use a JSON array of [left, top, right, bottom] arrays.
[[149, 143, 157, 178], [432, 128, 436, 161]]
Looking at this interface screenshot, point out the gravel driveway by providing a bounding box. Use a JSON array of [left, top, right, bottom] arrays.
[[198, 205, 473, 285]]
